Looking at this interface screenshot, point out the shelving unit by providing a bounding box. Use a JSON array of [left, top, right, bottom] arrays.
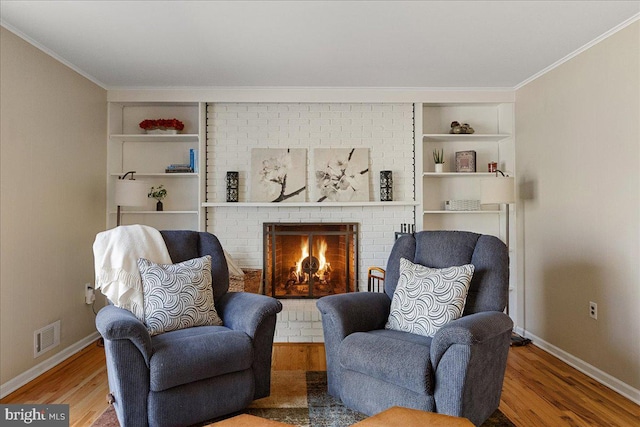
[[416, 102, 517, 320], [423, 134, 510, 142], [106, 102, 206, 230], [417, 102, 515, 234]]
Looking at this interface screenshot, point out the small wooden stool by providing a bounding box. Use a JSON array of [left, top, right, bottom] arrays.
[[352, 406, 474, 427]]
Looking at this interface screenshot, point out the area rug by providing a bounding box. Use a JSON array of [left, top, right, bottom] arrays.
[[92, 371, 514, 426]]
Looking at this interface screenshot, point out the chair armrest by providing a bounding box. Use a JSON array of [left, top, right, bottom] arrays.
[[430, 311, 513, 423], [431, 311, 513, 368], [316, 292, 391, 339], [95, 305, 153, 365], [217, 292, 283, 338]]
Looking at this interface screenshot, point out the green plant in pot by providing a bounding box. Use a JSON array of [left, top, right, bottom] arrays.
[[148, 185, 167, 211], [433, 149, 445, 173]]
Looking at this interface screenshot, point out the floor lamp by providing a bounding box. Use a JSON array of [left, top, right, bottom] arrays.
[[480, 171, 515, 311], [114, 171, 148, 226], [480, 172, 529, 346]]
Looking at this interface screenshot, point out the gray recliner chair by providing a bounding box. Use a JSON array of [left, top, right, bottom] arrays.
[[96, 230, 282, 427], [317, 230, 513, 426]]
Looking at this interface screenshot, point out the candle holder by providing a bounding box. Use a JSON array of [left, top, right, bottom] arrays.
[[226, 171, 239, 202], [380, 170, 393, 202]]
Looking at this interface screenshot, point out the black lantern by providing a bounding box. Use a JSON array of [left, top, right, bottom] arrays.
[[380, 170, 393, 202], [226, 171, 239, 202]]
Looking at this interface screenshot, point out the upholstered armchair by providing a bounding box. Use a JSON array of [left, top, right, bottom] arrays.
[[96, 230, 282, 427], [317, 230, 513, 426]]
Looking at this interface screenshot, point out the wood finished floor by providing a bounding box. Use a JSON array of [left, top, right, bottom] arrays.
[[1, 342, 638, 426]]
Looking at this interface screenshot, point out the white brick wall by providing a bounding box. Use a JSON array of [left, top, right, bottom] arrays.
[[274, 300, 324, 343], [206, 103, 415, 342]]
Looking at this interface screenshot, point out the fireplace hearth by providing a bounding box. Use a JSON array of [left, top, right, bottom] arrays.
[[263, 223, 358, 299]]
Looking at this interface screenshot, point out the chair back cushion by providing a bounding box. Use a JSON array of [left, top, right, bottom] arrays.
[[385, 230, 508, 314], [160, 231, 230, 302]]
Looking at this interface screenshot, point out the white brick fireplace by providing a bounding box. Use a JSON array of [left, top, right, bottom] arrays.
[[205, 103, 415, 342]]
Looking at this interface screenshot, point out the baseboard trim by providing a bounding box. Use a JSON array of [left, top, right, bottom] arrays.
[[518, 328, 640, 405], [0, 331, 100, 399]]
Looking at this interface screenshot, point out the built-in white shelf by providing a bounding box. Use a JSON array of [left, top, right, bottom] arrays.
[[423, 134, 510, 142], [107, 101, 206, 230], [423, 210, 499, 214], [114, 211, 199, 215], [423, 172, 496, 177], [109, 173, 198, 177], [203, 201, 419, 208], [109, 134, 199, 143]]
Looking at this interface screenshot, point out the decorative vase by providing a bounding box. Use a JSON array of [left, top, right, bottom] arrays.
[[226, 171, 239, 202], [435, 163, 444, 173], [380, 170, 393, 202], [156, 201, 163, 211]]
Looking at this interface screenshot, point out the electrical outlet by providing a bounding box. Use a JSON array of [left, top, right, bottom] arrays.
[[85, 283, 95, 305], [589, 301, 597, 320]]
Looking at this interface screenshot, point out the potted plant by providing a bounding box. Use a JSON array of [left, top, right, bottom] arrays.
[[433, 149, 445, 173], [148, 185, 167, 211]]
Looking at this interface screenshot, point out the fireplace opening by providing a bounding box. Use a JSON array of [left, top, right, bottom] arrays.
[[263, 223, 358, 299]]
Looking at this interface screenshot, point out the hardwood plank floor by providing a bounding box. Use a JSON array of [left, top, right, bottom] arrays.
[[2, 341, 638, 426]]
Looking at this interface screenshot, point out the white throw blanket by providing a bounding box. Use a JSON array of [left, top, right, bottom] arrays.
[[93, 225, 172, 321]]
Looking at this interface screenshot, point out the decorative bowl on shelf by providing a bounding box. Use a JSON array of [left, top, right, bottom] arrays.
[[139, 118, 185, 134], [145, 128, 178, 135]]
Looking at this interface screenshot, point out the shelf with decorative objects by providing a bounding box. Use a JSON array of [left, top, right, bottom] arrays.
[[107, 102, 206, 230], [417, 102, 515, 233], [423, 210, 499, 214], [423, 134, 511, 142], [109, 172, 198, 178], [415, 101, 517, 323], [423, 172, 497, 177], [110, 210, 200, 215], [109, 134, 200, 143]]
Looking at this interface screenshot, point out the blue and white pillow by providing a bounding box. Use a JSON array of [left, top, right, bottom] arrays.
[[385, 258, 474, 337], [138, 255, 223, 336]]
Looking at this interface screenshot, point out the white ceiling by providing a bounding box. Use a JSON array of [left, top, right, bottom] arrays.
[[1, 1, 639, 90]]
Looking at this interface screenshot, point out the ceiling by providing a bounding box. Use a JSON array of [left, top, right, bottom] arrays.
[[1, 1, 638, 90]]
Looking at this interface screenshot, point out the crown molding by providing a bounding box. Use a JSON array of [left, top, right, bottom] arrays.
[[0, 20, 108, 89], [515, 13, 640, 90]]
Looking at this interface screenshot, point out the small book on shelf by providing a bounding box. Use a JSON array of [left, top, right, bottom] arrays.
[[190, 149, 199, 173]]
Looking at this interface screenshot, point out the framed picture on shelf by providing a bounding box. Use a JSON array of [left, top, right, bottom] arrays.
[[455, 150, 476, 173]]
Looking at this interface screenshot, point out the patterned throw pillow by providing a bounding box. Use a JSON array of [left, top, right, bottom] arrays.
[[385, 258, 474, 337], [138, 255, 223, 336]]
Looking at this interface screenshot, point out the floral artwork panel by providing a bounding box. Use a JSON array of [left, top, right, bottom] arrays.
[[313, 148, 370, 202], [251, 148, 307, 202]]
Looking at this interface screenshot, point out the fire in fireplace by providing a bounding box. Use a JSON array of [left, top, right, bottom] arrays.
[[263, 223, 358, 299]]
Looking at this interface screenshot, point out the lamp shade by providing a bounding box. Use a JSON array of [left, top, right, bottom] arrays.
[[480, 176, 515, 204], [114, 179, 148, 207]]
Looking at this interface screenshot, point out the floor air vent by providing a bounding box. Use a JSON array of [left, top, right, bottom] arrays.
[[34, 320, 60, 358]]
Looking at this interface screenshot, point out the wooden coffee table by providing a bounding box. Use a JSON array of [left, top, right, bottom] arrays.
[[352, 406, 474, 427], [207, 413, 295, 427]]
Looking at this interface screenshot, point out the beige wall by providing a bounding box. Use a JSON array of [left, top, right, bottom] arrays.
[[0, 27, 107, 384], [516, 22, 639, 390]]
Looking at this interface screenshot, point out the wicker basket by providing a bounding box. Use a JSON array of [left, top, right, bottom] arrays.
[[444, 200, 481, 211], [228, 275, 245, 293], [243, 269, 262, 294], [228, 269, 262, 294]]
